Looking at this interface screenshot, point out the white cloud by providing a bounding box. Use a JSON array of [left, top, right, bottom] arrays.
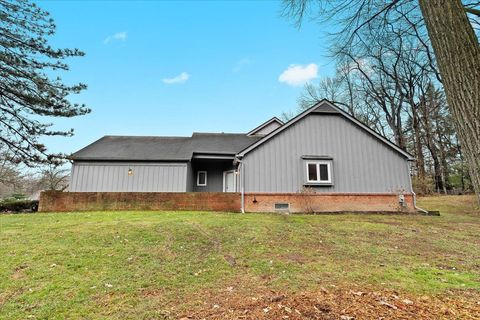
[[278, 63, 319, 86], [162, 72, 190, 84], [232, 58, 251, 73], [103, 32, 127, 44]]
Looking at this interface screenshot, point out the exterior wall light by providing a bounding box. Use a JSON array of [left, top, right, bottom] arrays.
[[128, 168, 133, 176]]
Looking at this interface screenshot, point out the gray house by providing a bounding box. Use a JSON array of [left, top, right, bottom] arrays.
[[67, 100, 416, 213]]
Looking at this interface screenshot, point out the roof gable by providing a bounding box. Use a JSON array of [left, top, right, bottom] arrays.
[[246, 117, 284, 136], [237, 100, 414, 160]]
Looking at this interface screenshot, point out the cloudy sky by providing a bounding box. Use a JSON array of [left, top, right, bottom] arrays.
[[40, 0, 335, 154]]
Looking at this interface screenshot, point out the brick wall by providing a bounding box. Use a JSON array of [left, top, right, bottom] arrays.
[[39, 191, 241, 212], [39, 191, 415, 213], [244, 193, 415, 213]]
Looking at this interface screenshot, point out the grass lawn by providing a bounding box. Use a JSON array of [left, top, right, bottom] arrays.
[[0, 195, 479, 319]]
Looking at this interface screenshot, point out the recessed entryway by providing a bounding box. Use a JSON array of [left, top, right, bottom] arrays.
[[223, 170, 236, 192]]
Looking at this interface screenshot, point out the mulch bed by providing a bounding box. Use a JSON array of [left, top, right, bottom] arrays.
[[177, 285, 480, 319]]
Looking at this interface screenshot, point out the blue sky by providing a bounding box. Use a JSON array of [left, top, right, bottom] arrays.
[[40, 0, 335, 154]]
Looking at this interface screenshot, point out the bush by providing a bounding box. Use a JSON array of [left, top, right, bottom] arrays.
[[412, 175, 435, 195], [0, 199, 39, 213], [10, 193, 27, 200]]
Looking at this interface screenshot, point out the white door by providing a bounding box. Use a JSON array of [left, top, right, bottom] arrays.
[[223, 170, 236, 192]]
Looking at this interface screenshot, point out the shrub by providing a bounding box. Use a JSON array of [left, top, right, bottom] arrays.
[[10, 193, 27, 200], [412, 175, 435, 195], [299, 186, 317, 213], [0, 199, 39, 213]]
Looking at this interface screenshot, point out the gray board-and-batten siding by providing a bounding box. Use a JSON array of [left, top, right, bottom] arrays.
[[69, 162, 188, 192], [241, 113, 412, 193]]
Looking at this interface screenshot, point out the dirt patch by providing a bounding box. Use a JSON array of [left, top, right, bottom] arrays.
[[281, 253, 310, 264], [142, 288, 164, 298], [177, 286, 480, 319], [11, 264, 28, 280], [0, 292, 7, 306]]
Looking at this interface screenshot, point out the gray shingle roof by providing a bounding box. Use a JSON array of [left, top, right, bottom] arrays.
[[189, 133, 261, 155], [70, 133, 261, 161]]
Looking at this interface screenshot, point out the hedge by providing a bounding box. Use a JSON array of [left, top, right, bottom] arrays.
[[0, 199, 39, 213]]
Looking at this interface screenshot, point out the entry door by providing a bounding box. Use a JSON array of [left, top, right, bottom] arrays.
[[223, 170, 236, 192]]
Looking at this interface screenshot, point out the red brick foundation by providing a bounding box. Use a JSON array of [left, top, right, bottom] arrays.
[[39, 191, 241, 212], [39, 191, 415, 213], [244, 193, 415, 213]]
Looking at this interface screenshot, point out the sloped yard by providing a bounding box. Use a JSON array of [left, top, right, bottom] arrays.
[[0, 195, 479, 319]]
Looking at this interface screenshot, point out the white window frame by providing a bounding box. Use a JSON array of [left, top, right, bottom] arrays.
[[197, 171, 207, 186], [306, 161, 332, 184]]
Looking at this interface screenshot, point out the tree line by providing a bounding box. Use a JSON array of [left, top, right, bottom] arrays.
[[0, 158, 69, 199], [283, 0, 480, 197]]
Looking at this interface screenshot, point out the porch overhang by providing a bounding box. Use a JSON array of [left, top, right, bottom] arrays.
[[192, 152, 236, 160]]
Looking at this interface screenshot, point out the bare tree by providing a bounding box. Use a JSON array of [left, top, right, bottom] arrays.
[[283, 0, 480, 202], [36, 165, 70, 191]]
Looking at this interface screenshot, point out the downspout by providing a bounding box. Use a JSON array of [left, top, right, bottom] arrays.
[[241, 161, 245, 213], [235, 156, 245, 213], [407, 160, 428, 214]]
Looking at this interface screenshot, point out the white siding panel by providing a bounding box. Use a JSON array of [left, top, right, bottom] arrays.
[[243, 114, 412, 193], [70, 162, 188, 192]]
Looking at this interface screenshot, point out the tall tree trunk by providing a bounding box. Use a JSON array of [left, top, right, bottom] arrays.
[[426, 141, 444, 193], [412, 111, 426, 178], [421, 100, 444, 193], [419, 0, 480, 203], [456, 139, 466, 191], [436, 127, 449, 194]]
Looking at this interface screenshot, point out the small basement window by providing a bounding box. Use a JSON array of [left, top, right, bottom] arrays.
[[306, 161, 332, 184], [275, 203, 289, 210], [197, 171, 207, 186]]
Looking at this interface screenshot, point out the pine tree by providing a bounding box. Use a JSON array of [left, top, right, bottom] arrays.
[[0, 0, 90, 166]]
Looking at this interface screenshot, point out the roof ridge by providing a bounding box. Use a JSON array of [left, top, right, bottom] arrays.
[[103, 135, 189, 139], [191, 132, 247, 136]]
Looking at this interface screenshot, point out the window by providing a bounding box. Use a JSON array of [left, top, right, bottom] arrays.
[[306, 161, 332, 184], [275, 203, 289, 210], [197, 171, 207, 186]]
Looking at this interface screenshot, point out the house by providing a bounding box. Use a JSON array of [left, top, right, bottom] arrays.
[[43, 100, 416, 213]]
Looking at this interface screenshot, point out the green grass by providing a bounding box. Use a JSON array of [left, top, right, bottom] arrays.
[[0, 195, 479, 319]]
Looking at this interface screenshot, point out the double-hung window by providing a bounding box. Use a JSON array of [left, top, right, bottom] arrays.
[[306, 161, 332, 184]]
